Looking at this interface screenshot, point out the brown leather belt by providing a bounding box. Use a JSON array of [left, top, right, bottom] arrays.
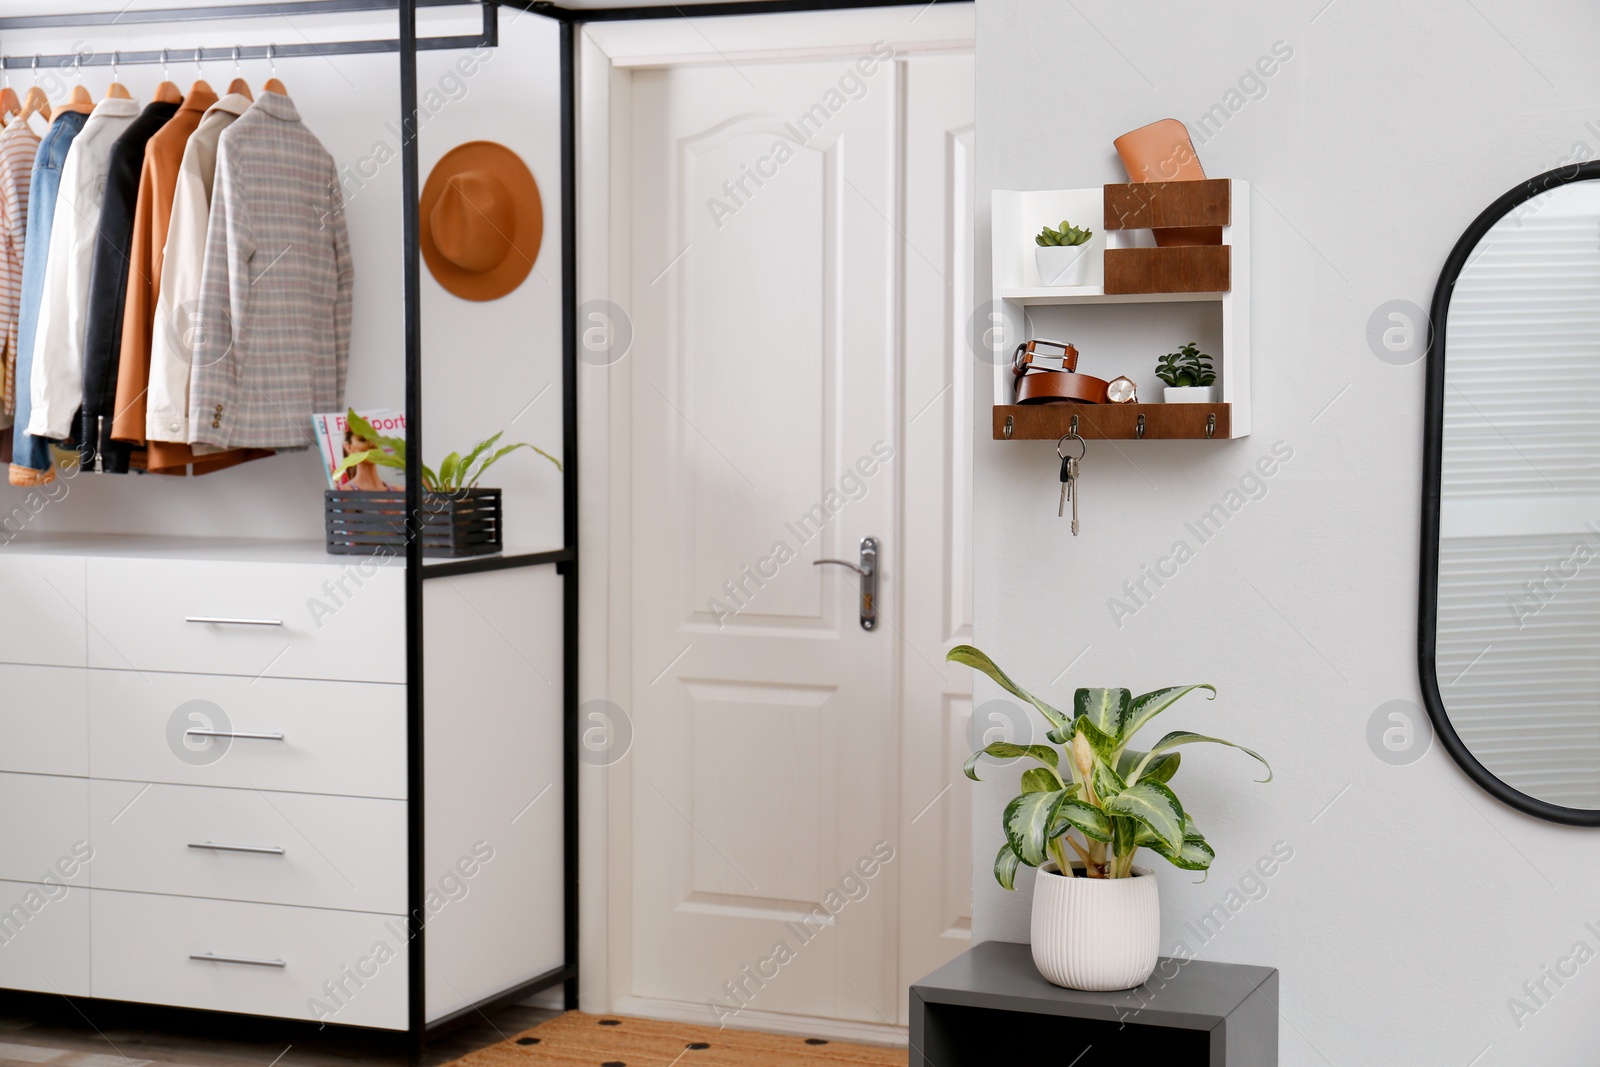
[[1012, 340, 1110, 405]]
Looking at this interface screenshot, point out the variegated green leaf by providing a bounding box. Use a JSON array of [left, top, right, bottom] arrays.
[[1130, 731, 1272, 784], [1110, 815, 1140, 858], [1146, 833, 1215, 872], [1117, 748, 1181, 786], [1004, 789, 1075, 866], [1020, 768, 1059, 793], [963, 741, 1060, 782], [1072, 716, 1121, 760], [1122, 684, 1217, 744], [946, 646, 1069, 731], [995, 843, 1022, 890], [1074, 688, 1131, 742], [1092, 752, 1127, 801], [1048, 797, 1111, 842], [1103, 780, 1186, 852]]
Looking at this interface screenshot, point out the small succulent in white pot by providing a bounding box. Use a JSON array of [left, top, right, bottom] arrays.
[[949, 644, 1270, 991], [1034, 219, 1094, 286], [1155, 342, 1217, 403]]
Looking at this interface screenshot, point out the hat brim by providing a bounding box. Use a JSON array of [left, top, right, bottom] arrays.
[[420, 141, 544, 302]]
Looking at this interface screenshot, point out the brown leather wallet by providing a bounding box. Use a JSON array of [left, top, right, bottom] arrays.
[[1012, 339, 1110, 404]]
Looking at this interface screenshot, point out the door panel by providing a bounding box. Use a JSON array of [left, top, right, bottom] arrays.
[[628, 45, 974, 1030]]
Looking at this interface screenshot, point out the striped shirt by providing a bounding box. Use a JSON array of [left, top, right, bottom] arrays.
[[0, 118, 39, 418]]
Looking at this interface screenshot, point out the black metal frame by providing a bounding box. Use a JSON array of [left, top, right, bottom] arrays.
[[1419, 159, 1600, 827], [0, 0, 969, 1053]]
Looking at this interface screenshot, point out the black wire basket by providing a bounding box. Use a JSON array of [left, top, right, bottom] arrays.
[[324, 488, 503, 558]]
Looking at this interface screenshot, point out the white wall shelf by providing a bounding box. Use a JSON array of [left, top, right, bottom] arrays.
[[990, 179, 1251, 439]]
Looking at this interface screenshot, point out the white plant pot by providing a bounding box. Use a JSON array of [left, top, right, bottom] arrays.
[[1030, 863, 1160, 991], [1162, 385, 1217, 404], [1035, 244, 1091, 286]]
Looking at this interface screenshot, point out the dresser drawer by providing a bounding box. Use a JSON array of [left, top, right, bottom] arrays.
[[0, 555, 86, 667], [0, 879, 90, 996], [89, 781, 405, 914], [89, 670, 404, 798], [0, 665, 87, 776], [0, 774, 88, 884], [91, 889, 407, 1029], [86, 558, 403, 682]]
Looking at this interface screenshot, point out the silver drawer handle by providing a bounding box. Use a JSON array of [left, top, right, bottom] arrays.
[[185, 729, 285, 742], [189, 952, 286, 968], [187, 842, 286, 855], [184, 616, 284, 627]]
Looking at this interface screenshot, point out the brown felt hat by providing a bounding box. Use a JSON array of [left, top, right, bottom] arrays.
[[420, 141, 543, 301]]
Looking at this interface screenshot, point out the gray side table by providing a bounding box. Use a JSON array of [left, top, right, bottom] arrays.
[[910, 941, 1278, 1066]]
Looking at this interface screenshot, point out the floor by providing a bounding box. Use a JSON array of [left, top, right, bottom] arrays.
[[0, 1002, 558, 1067]]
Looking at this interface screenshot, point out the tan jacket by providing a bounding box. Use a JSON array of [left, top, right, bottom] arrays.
[[112, 84, 271, 475]]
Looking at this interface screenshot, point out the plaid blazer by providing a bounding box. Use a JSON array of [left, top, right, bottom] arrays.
[[188, 91, 352, 451]]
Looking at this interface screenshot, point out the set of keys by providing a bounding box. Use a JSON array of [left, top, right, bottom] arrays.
[[1056, 433, 1085, 536]]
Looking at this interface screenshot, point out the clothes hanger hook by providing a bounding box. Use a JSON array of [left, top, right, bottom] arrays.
[[111, 50, 119, 83], [195, 46, 204, 78], [268, 43, 277, 77], [233, 45, 242, 76], [162, 48, 170, 81]]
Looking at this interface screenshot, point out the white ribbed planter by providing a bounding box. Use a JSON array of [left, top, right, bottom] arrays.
[[1030, 863, 1160, 991]]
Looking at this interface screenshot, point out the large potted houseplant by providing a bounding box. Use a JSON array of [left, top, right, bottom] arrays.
[[1034, 219, 1094, 286], [949, 645, 1270, 992]]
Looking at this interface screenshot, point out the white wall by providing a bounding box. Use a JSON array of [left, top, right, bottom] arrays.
[[0, 4, 566, 549], [974, 3, 1600, 1064]]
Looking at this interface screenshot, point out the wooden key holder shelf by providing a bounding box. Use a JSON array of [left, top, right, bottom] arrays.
[[988, 178, 1250, 440]]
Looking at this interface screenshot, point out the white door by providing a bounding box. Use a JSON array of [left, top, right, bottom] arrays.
[[626, 42, 974, 1032]]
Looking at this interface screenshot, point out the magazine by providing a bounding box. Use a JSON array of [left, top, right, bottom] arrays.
[[312, 409, 407, 491]]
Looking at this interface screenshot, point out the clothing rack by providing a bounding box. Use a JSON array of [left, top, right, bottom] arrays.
[[0, 0, 964, 1056], [0, 0, 497, 66]]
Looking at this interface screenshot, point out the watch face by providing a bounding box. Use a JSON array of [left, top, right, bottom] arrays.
[[1106, 376, 1138, 404]]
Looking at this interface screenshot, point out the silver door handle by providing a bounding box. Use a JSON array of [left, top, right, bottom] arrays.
[[187, 842, 286, 855], [813, 537, 878, 631], [189, 952, 287, 968], [185, 729, 285, 742], [185, 616, 284, 627]]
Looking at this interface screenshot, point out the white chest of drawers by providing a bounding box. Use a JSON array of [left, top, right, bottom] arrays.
[[0, 536, 567, 1035]]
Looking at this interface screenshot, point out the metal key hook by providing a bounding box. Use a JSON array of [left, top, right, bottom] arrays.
[[1056, 432, 1086, 462]]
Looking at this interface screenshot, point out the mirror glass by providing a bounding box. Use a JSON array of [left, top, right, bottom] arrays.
[[1431, 177, 1600, 816]]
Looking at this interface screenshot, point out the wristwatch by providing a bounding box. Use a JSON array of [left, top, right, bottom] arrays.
[[1105, 376, 1138, 404]]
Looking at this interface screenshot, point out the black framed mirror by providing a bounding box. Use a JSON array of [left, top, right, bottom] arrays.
[[1421, 161, 1600, 826]]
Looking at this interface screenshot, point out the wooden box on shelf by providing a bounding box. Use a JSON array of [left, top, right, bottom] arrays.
[[1103, 178, 1232, 295], [988, 179, 1250, 440]]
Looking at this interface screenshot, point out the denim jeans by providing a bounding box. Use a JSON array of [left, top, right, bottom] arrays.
[[9, 110, 87, 483]]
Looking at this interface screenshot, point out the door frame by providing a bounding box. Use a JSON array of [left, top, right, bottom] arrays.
[[575, 6, 976, 1037]]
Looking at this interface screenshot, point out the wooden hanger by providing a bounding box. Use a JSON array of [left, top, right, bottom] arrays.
[[0, 86, 19, 127], [103, 52, 131, 100], [18, 58, 51, 124], [263, 44, 287, 98], [55, 54, 95, 116], [151, 49, 182, 104], [227, 46, 252, 101]]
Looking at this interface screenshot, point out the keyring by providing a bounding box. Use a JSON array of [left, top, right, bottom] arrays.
[[1056, 433, 1086, 462]]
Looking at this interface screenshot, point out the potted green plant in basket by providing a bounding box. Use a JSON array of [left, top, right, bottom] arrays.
[[1155, 341, 1217, 403], [1035, 219, 1094, 286], [327, 409, 560, 558], [948, 644, 1270, 992]]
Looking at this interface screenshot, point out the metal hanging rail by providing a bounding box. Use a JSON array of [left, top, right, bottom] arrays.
[[0, 0, 496, 66]]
